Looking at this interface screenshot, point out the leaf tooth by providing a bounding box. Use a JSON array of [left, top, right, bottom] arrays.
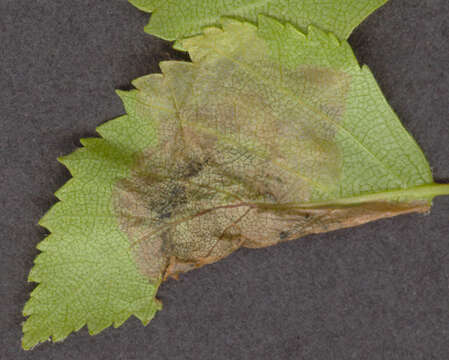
[[306, 24, 332, 44], [283, 22, 307, 40], [54, 178, 77, 200], [22, 316, 52, 349], [32, 250, 45, 263], [159, 60, 195, 80], [131, 73, 164, 91], [28, 268, 42, 283], [57, 150, 86, 175], [172, 40, 186, 52], [96, 115, 128, 140], [220, 17, 257, 33], [36, 234, 55, 251], [51, 327, 73, 343], [87, 317, 113, 336], [128, 0, 155, 13], [22, 296, 38, 317], [38, 202, 69, 233], [73, 318, 86, 332], [79, 137, 102, 148], [115, 89, 139, 116], [113, 311, 132, 328], [21, 334, 39, 351], [134, 306, 158, 326], [258, 14, 287, 37]]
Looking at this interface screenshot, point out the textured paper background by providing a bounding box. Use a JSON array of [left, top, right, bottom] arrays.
[[1, 0, 449, 359]]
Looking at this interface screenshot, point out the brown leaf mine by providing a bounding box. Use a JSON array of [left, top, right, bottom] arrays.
[[112, 59, 429, 281], [113, 147, 429, 281]]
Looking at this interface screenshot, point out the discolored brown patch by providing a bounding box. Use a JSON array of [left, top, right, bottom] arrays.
[[111, 60, 419, 282], [113, 144, 429, 281]]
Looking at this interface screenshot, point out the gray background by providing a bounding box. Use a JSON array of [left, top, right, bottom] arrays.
[[1, 0, 449, 359]]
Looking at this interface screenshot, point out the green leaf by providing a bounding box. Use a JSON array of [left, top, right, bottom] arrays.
[[23, 16, 449, 349], [129, 0, 389, 41], [21, 97, 162, 350]]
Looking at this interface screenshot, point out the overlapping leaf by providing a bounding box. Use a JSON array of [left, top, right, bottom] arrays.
[[130, 0, 388, 41]]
